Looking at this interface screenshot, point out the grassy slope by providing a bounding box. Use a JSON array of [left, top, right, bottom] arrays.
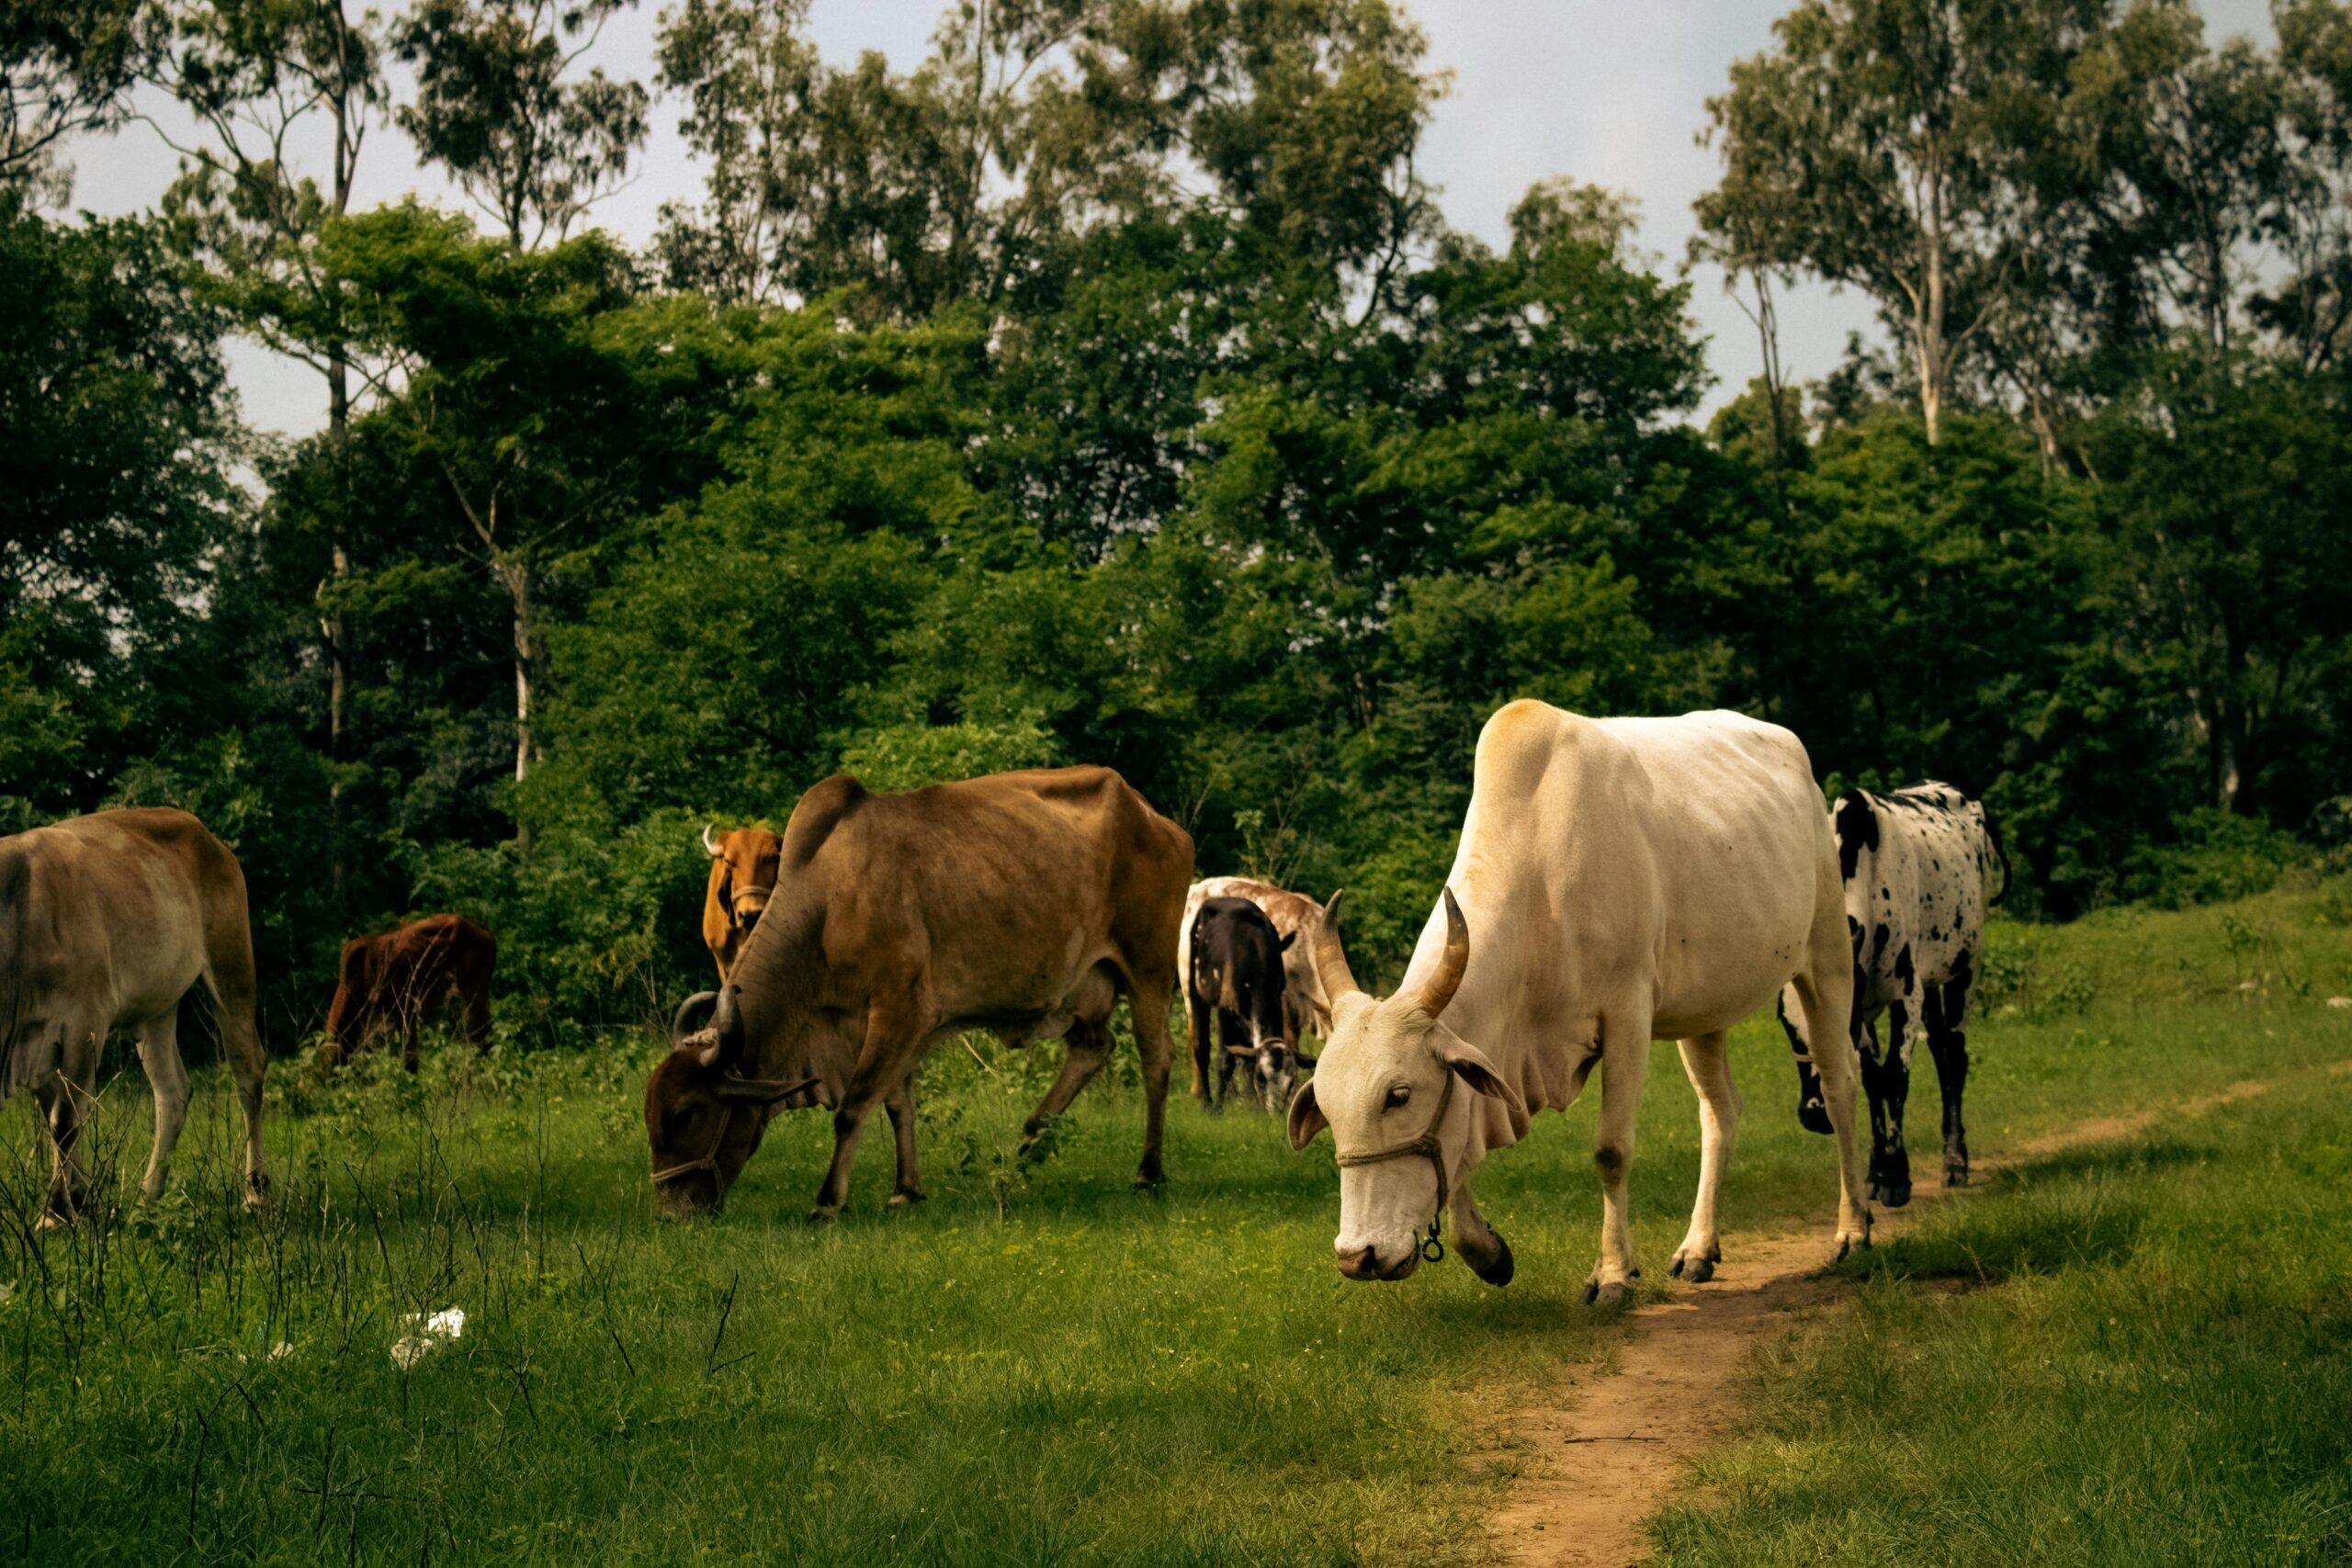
[[1651, 877, 2352, 1567], [2, 875, 2348, 1564]]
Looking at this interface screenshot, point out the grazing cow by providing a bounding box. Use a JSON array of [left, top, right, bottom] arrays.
[[1188, 896, 1312, 1111], [1178, 878, 1338, 1092], [1785, 782, 2007, 1206], [1286, 703, 1870, 1303], [322, 913, 497, 1072], [647, 766, 1193, 1220], [0, 808, 269, 1220], [700, 824, 782, 981]]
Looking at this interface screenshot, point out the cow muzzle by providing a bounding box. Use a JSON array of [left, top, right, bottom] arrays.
[[1336, 1239, 1421, 1282]]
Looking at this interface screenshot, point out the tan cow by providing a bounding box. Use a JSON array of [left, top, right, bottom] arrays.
[[0, 808, 269, 1220], [647, 766, 1193, 1220], [1178, 876, 1336, 1091], [1287, 703, 1870, 1303], [699, 824, 782, 981]]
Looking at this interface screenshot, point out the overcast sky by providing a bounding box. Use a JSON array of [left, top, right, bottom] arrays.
[[66, 0, 2278, 436]]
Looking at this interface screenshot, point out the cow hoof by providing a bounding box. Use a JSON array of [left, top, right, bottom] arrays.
[[806, 1203, 842, 1225], [1669, 1247, 1720, 1283], [1871, 1180, 1913, 1209], [1465, 1234, 1514, 1288], [1797, 1098, 1833, 1135], [1584, 1279, 1633, 1311], [887, 1190, 926, 1208], [1946, 1166, 1970, 1189]]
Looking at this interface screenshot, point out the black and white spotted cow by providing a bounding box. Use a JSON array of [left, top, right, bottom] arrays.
[[1781, 782, 2007, 1207]]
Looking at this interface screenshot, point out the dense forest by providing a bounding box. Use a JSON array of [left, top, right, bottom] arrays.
[[5, 0, 2348, 1042]]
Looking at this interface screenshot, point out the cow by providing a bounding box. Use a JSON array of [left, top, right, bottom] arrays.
[[1285, 702, 1871, 1304], [322, 913, 497, 1072], [646, 765, 1193, 1221], [1177, 877, 1339, 1094], [700, 824, 782, 981], [1785, 782, 2007, 1206], [1187, 896, 1313, 1111], [0, 807, 269, 1221]]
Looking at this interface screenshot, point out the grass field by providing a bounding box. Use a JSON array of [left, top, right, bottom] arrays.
[[5, 872, 2351, 1564]]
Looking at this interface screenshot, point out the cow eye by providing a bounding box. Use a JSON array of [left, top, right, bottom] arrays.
[[1384, 1085, 1410, 1111]]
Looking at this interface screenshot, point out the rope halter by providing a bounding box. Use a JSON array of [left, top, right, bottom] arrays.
[[650, 1074, 821, 1189], [1331, 1069, 1455, 1264]]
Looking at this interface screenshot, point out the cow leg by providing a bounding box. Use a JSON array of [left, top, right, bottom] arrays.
[[200, 931, 269, 1208], [1188, 989, 1216, 1110], [885, 1078, 925, 1206], [1866, 951, 1921, 1207], [1584, 1017, 1651, 1309], [1924, 953, 1974, 1188], [1213, 1010, 1248, 1110], [136, 1006, 193, 1206], [33, 1048, 97, 1227], [1451, 1178, 1513, 1288], [1792, 924, 1871, 1261], [1019, 1016, 1112, 1164], [463, 982, 493, 1056], [811, 1010, 924, 1222], [1670, 1029, 1738, 1283], [1779, 986, 1831, 1135], [1127, 977, 1175, 1190]]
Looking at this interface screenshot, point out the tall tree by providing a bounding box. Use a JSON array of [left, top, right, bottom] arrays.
[[1699, 0, 2096, 444], [393, 0, 647, 249], [326, 205, 641, 782], [152, 0, 387, 903]]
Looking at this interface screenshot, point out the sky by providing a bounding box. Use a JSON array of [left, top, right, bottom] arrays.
[[66, 0, 2279, 437]]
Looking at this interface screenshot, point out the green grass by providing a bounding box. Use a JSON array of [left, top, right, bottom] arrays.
[[5, 872, 2351, 1563]]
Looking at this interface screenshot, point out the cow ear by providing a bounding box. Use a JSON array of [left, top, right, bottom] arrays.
[[1432, 1023, 1527, 1131], [1277, 930, 1297, 952], [1285, 1080, 1328, 1150]]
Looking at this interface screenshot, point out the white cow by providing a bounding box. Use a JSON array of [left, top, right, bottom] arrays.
[[1286, 702, 1871, 1303]]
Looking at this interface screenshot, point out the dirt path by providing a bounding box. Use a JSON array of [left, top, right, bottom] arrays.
[[1477, 1071, 2322, 1568]]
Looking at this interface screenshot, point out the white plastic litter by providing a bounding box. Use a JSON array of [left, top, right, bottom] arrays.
[[390, 1306, 467, 1371], [2328, 996, 2351, 1010]]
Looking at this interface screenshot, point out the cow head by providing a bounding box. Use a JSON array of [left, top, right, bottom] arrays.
[[703, 825, 783, 933], [1226, 929, 1306, 1109], [643, 987, 818, 1219], [1284, 888, 1523, 1281]]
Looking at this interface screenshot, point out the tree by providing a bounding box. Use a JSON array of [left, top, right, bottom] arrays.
[[1699, 0, 2098, 443], [326, 205, 642, 781], [2091, 354, 2352, 817], [2, 0, 152, 200], [152, 0, 388, 898], [392, 0, 647, 249]]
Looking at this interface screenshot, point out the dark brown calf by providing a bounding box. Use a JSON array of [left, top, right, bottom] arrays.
[[323, 913, 496, 1071]]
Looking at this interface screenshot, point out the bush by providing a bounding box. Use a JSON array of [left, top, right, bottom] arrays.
[[2118, 809, 2318, 910]]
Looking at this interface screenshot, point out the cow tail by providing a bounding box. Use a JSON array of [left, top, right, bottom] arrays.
[[1981, 803, 2012, 907]]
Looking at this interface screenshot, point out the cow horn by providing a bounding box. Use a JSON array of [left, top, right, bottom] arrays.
[[701, 823, 723, 857], [1309, 888, 1362, 1001], [1408, 887, 1470, 1020], [703, 984, 747, 1073], [671, 990, 719, 1045]]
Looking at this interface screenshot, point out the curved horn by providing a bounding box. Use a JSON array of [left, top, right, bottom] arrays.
[[701, 823, 723, 858], [1308, 888, 1362, 1001], [1408, 887, 1470, 1020], [702, 984, 748, 1073], [671, 990, 718, 1044]]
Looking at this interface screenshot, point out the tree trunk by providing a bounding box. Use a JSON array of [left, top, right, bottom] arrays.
[[499, 557, 541, 784], [324, 356, 352, 908], [1919, 146, 1947, 446]]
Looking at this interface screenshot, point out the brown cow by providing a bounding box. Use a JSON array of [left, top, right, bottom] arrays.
[[322, 913, 496, 1072], [646, 765, 1193, 1221], [699, 824, 781, 981], [0, 807, 269, 1220]]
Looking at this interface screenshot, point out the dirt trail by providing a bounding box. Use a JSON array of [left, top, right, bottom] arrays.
[[1477, 1069, 2332, 1568]]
